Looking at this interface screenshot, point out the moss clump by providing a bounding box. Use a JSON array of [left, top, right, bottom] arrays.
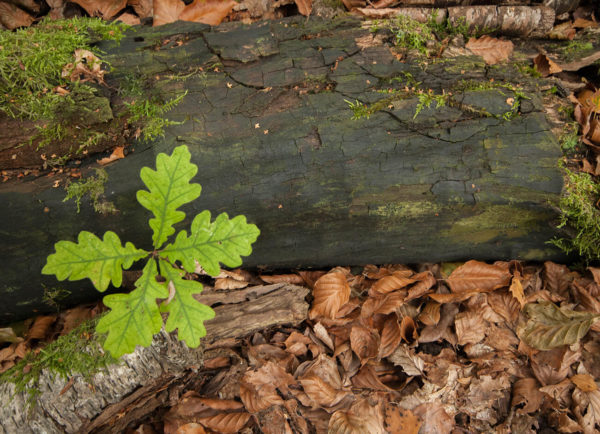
[[63, 168, 116, 214], [0, 17, 127, 121], [551, 168, 600, 261], [0, 318, 116, 405], [125, 91, 187, 141]]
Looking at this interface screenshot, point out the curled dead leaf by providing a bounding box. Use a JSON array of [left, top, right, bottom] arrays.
[[350, 324, 379, 364], [370, 271, 415, 296], [512, 377, 544, 414], [309, 271, 350, 320], [97, 146, 125, 166], [534, 53, 563, 77]]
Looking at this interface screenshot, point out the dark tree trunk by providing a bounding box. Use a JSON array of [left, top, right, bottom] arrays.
[[0, 17, 566, 323]]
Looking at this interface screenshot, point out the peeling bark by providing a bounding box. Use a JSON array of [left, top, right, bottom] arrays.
[[0, 283, 309, 433]]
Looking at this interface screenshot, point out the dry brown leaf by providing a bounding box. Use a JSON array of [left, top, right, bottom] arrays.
[[487, 291, 520, 325], [176, 423, 206, 434], [116, 12, 141, 25], [0, 2, 34, 29], [328, 398, 386, 434], [363, 290, 407, 317], [60, 306, 93, 335], [153, 0, 186, 26], [384, 402, 421, 434], [70, 0, 126, 18], [509, 271, 526, 307], [299, 374, 351, 408], [387, 344, 424, 376], [128, 0, 153, 18], [429, 289, 483, 304], [62, 49, 105, 84], [370, 271, 415, 296], [447, 260, 511, 293], [309, 270, 350, 320], [313, 322, 335, 351], [350, 324, 379, 364], [533, 53, 563, 77], [97, 146, 125, 166], [284, 331, 312, 356], [294, 0, 312, 16], [240, 362, 294, 413], [363, 264, 393, 280], [544, 261, 573, 296], [418, 301, 441, 326], [573, 18, 599, 29], [399, 315, 418, 343], [512, 378, 544, 414], [412, 401, 453, 434], [196, 412, 251, 433], [532, 347, 579, 386], [260, 274, 304, 285], [418, 303, 458, 343], [455, 311, 486, 346], [573, 388, 600, 434], [214, 277, 248, 290], [179, 0, 236, 25], [27, 315, 55, 341], [548, 21, 576, 40], [406, 271, 436, 301], [379, 315, 401, 358], [465, 36, 514, 65], [572, 374, 598, 392], [351, 364, 391, 391], [298, 271, 327, 289]]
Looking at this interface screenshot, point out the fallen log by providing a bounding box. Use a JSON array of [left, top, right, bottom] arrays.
[[0, 283, 309, 433], [0, 16, 567, 323]]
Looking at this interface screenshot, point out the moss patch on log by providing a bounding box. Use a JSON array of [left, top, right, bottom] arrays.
[[0, 318, 115, 405]]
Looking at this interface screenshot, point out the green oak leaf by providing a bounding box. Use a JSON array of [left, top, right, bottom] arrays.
[[162, 210, 260, 276], [96, 259, 168, 357], [136, 145, 202, 249], [159, 261, 215, 348], [42, 231, 147, 291]]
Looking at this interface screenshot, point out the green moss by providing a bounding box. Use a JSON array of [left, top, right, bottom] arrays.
[[63, 168, 116, 214], [562, 40, 594, 61], [0, 318, 116, 406], [124, 91, 187, 141], [443, 204, 545, 244], [559, 125, 580, 155], [551, 168, 600, 261], [0, 18, 127, 121]]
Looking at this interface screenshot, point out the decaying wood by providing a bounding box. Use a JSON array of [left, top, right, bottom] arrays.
[[0, 284, 309, 434], [447, 6, 555, 37], [0, 17, 567, 323]]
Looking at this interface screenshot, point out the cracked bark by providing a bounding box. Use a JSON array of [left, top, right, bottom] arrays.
[[0, 16, 567, 323]]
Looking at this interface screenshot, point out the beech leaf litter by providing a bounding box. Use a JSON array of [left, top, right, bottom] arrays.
[[6, 260, 600, 432]]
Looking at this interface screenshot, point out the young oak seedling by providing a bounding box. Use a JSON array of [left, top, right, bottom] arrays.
[[43, 145, 260, 357]]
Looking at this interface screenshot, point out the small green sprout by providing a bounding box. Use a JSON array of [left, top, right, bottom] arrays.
[[43, 145, 260, 357]]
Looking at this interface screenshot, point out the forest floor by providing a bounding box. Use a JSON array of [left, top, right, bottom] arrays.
[[2, 0, 600, 433]]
